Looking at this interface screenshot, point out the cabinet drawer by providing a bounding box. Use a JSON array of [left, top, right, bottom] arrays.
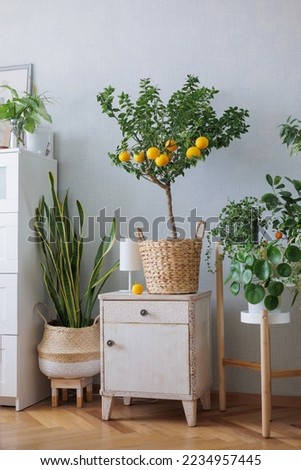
[[0, 335, 17, 397], [0, 274, 18, 334], [0, 213, 18, 272], [103, 300, 189, 324], [0, 155, 19, 212]]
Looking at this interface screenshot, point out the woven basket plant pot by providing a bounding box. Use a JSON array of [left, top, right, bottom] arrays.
[[37, 310, 100, 379], [137, 221, 205, 295]]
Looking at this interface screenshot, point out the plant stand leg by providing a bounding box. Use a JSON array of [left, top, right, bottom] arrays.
[[62, 389, 68, 401], [123, 397, 131, 406], [260, 310, 271, 438], [51, 386, 59, 407]]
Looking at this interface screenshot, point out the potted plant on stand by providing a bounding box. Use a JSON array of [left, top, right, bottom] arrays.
[[0, 84, 53, 148], [97, 75, 249, 294], [34, 172, 119, 383]]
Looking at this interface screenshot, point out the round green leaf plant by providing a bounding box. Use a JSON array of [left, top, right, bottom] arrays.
[[97, 75, 249, 239]]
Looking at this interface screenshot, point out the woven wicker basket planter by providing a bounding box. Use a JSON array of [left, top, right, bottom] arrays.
[[37, 310, 100, 379], [137, 221, 205, 295]]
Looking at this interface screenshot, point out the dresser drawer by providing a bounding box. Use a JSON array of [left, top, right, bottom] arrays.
[[0, 155, 19, 213], [0, 335, 17, 397], [103, 300, 189, 324], [0, 274, 18, 334], [0, 213, 18, 272]]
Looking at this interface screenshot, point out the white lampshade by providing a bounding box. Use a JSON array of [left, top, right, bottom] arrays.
[[119, 238, 142, 272]]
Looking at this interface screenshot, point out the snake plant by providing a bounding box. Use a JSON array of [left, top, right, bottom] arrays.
[[34, 172, 119, 327]]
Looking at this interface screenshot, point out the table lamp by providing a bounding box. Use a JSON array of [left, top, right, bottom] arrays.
[[119, 238, 142, 291]]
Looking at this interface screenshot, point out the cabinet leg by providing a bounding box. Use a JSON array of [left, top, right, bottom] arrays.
[[102, 396, 114, 420], [123, 397, 131, 406], [200, 389, 211, 410], [182, 400, 197, 427], [86, 383, 93, 402]]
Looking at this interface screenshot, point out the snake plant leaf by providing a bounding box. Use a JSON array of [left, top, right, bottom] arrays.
[[244, 283, 265, 304]]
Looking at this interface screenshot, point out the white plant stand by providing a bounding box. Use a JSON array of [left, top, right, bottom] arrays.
[[216, 242, 301, 438]]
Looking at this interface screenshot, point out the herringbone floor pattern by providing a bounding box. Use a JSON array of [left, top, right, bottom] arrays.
[[1, 393, 301, 450]]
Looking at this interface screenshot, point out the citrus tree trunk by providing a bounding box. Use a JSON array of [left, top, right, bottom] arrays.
[[165, 184, 177, 239]]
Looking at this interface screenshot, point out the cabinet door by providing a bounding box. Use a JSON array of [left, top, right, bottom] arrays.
[[0, 335, 17, 396], [103, 323, 190, 395], [0, 155, 19, 212], [0, 274, 18, 334], [0, 213, 18, 272]]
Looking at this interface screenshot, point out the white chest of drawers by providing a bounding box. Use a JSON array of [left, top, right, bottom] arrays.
[[99, 291, 212, 426], [0, 148, 57, 410]]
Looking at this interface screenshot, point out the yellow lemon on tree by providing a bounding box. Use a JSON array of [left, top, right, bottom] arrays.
[[165, 139, 178, 152], [146, 147, 160, 160], [155, 154, 169, 167], [186, 146, 201, 159], [132, 283, 144, 295], [195, 136, 209, 150], [119, 151, 131, 162], [134, 151, 145, 163]]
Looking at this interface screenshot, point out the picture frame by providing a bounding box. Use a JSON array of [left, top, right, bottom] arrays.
[[0, 63, 32, 148]]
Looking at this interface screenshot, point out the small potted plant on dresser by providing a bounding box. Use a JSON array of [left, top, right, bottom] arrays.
[[34, 172, 119, 406], [97, 75, 250, 294], [0, 84, 53, 148]]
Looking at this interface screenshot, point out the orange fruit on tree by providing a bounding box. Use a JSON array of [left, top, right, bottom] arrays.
[[195, 136, 209, 150], [165, 139, 178, 152], [133, 151, 145, 163], [186, 146, 201, 159], [119, 151, 131, 162], [155, 154, 169, 167], [275, 231, 283, 239], [146, 147, 160, 160], [132, 283, 144, 295]]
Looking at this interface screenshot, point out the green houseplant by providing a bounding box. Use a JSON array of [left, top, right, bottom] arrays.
[[97, 75, 249, 294], [279, 116, 301, 156], [97, 75, 249, 240], [0, 84, 53, 146], [34, 172, 119, 379], [205, 196, 268, 272], [227, 239, 301, 311]]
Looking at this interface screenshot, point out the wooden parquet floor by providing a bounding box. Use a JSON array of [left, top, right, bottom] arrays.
[[1, 393, 301, 450]]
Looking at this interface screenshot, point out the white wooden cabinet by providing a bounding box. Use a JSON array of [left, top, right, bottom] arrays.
[[0, 148, 57, 410], [99, 291, 212, 426]]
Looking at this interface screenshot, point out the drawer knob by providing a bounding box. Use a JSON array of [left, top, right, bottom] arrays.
[[140, 309, 148, 316], [106, 340, 115, 347]]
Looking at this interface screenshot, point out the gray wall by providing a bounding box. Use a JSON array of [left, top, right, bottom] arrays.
[[2, 0, 301, 395]]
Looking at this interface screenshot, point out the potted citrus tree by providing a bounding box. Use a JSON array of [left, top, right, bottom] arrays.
[[97, 75, 249, 294], [0, 84, 53, 147], [34, 172, 119, 379]]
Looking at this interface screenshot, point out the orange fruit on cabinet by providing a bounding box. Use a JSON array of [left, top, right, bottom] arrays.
[[132, 283, 144, 295], [275, 231, 283, 239], [165, 139, 178, 152], [133, 151, 145, 163], [186, 146, 201, 158], [155, 154, 169, 167], [119, 151, 131, 162], [195, 136, 209, 150], [146, 147, 160, 160]]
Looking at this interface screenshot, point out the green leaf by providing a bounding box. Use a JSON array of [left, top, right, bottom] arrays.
[[267, 245, 282, 264], [230, 281, 240, 296], [267, 281, 284, 297], [244, 283, 265, 304], [254, 260, 270, 281], [277, 262, 292, 277], [264, 295, 279, 311], [285, 244, 301, 262], [261, 193, 279, 209], [266, 174, 273, 186], [242, 268, 252, 285]]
